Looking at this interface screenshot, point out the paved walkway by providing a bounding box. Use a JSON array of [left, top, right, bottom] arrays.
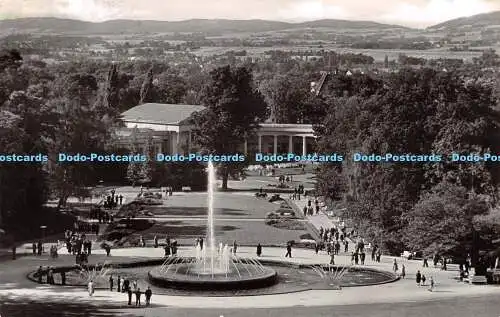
[[1, 246, 499, 309]]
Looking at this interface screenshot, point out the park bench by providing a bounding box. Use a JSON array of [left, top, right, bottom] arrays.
[[468, 275, 487, 284]]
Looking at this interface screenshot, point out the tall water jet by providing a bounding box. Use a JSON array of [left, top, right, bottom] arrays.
[[207, 161, 216, 277], [148, 161, 278, 290]]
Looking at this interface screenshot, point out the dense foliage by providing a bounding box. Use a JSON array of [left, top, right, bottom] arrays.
[[315, 67, 500, 259]]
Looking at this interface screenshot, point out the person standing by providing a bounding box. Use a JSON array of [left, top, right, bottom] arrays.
[[256, 243, 262, 257], [135, 288, 142, 307], [32, 242, 37, 256], [132, 280, 138, 291], [233, 240, 237, 254], [37, 241, 43, 256], [154, 236, 158, 248], [285, 242, 292, 258], [88, 280, 95, 296], [315, 242, 320, 254], [330, 252, 335, 265], [416, 270, 422, 285], [117, 275, 121, 292], [145, 287, 152, 306], [428, 276, 434, 292], [401, 264, 406, 279], [423, 258, 429, 267], [360, 252, 366, 265], [393, 259, 398, 272], [109, 275, 114, 291], [422, 274, 427, 286], [127, 287, 133, 305], [36, 266, 43, 283]]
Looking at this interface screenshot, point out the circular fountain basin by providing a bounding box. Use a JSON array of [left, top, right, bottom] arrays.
[[148, 262, 278, 290]]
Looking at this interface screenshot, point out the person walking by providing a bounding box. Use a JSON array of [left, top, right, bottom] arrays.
[[233, 240, 238, 254], [416, 270, 422, 285], [127, 288, 133, 305], [145, 287, 152, 306], [393, 259, 398, 272], [330, 252, 335, 265], [109, 275, 114, 291], [256, 243, 262, 257], [423, 258, 429, 267], [154, 236, 158, 248], [428, 276, 434, 292], [88, 280, 95, 296], [401, 264, 406, 279], [421, 274, 427, 286], [360, 252, 366, 265], [285, 242, 292, 258], [135, 288, 142, 307], [117, 275, 121, 292]]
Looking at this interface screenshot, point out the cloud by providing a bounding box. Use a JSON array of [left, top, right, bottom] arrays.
[[0, 0, 499, 27]]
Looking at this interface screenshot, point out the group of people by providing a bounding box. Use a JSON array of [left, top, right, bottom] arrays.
[[36, 265, 62, 284], [108, 275, 153, 307], [305, 198, 322, 216], [103, 189, 123, 209], [89, 208, 113, 224], [415, 270, 435, 291], [291, 185, 305, 200], [32, 241, 44, 256]]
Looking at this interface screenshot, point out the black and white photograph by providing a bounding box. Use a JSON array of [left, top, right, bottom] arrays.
[[1, 0, 500, 316]]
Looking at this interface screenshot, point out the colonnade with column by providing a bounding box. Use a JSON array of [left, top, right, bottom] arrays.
[[253, 133, 314, 156]]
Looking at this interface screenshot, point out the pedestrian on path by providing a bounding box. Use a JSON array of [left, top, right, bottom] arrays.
[[428, 276, 434, 291], [401, 265, 406, 279], [330, 252, 335, 265], [109, 275, 114, 291], [256, 243, 262, 257], [135, 288, 142, 306], [285, 242, 292, 258], [393, 259, 398, 272], [88, 280, 95, 296], [422, 274, 426, 286], [145, 287, 152, 306], [127, 288, 133, 305], [416, 270, 421, 285], [117, 275, 121, 292]]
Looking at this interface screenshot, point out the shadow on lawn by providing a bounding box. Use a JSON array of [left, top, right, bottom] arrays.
[[149, 207, 247, 217], [0, 297, 137, 317]]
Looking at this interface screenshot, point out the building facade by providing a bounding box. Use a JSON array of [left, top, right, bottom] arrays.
[[116, 103, 316, 157]]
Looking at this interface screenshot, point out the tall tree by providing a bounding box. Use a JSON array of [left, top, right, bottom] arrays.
[[139, 66, 154, 104], [191, 65, 267, 189]]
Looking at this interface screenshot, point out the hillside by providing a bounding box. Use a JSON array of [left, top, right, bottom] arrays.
[[0, 17, 408, 35], [428, 11, 500, 30]]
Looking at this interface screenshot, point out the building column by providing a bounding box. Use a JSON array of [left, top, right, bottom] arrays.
[[244, 138, 248, 155], [258, 134, 262, 153], [288, 135, 293, 154], [273, 135, 278, 155], [176, 132, 181, 154], [302, 136, 307, 156]]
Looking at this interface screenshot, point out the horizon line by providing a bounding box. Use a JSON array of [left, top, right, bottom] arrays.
[[1, 11, 497, 29]]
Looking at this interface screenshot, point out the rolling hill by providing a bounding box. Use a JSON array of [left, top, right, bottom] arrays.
[[0, 17, 409, 35], [428, 11, 500, 30]]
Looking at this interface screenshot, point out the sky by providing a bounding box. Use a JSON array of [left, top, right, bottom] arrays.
[[0, 0, 499, 28]]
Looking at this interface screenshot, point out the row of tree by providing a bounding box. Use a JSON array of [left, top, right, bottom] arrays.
[[315, 67, 500, 261]]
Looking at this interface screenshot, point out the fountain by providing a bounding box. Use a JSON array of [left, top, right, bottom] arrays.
[[148, 161, 278, 290]]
